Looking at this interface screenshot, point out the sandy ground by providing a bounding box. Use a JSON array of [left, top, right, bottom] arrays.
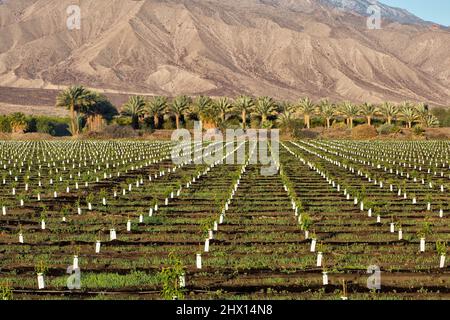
[[0, 103, 69, 117]]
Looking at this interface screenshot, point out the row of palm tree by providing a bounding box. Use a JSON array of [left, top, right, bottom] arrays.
[[292, 99, 439, 129], [121, 94, 440, 130], [324, 101, 440, 129], [56, 86, 439, 135], [122, 94, 284, 130]]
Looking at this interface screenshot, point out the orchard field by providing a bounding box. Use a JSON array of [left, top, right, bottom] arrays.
[[0, 140, 449, 300]]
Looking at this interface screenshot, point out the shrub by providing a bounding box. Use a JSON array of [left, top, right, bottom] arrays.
[[32, 116, 70, 136], [331, 121, 348, 130], [0, 115, 70, 136], [159, 252, 185, 300], [377, 123, 400, 135], [413, 125, 425, 136], [436, 241, 447, 256], [113, 116, 133, 126], [250, 118, 260, 129], [292, 129, 320, 139], [0, 116, 11, 133], [162, 119, 176, 130], [279, 118, 304, 136], [351, 124, 378, 139], [431, 107, 450, 127], [101, 125, 139, 139], [311, 117, 325, 127], [261, 120, 274, 129], [222, 117, 241, 130]]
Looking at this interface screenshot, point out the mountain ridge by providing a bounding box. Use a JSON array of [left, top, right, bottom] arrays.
[[0, 0, 449, 106]]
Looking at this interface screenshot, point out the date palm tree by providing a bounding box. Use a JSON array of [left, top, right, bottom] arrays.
[[234, 95, 254, 130], [214, 97, 233, 124], [379, 102, 398, 125], [340, 102, 359, 129], [318, 100, 335, 129], [279, 101, 295, 114], [122, 96, 146, 129], [423, 114, 440, 128], [297, 97, 316, 129], [253, 96, 277, 125], [193, 96, 217, 126], [360, 103, 378, 126], [277, 110, 295, 134], [56, 85, 95, 135], [415, 103, 430, 127], [145, 96, 167, 129], [85, 93, 118, 132], [168, 95, 191, 129], [400, 102, 418, 129], [8, 112, 28, 133]]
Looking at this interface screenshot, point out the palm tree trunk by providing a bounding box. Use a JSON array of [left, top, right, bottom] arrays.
[[75, 111, 80, 135], [154, 114, 159, 129], [70, 102, 76, 136], [175, 114, 180, 129], [387, 116, 392, 125], [242, 110, 246, 130], [262, 114, 267, 124], [304, 115, 310, 129], [367, 116, 372, 126], [349, 117, 353, 129], [326, 118, 330, 129], [408, 121, 412, 129], [96, 115, 102, 131]]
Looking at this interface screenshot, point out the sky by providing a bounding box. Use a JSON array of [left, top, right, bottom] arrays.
[[380, 0, 450, 26]]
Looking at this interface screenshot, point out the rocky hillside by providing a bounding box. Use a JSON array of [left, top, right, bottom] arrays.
[[0, 0, 449, 106]]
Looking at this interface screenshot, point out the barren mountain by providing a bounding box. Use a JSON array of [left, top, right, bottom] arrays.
[[0, 0, 450, 106]]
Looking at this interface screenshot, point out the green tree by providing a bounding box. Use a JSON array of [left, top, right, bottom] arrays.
[[234, 96, 254, 130], [296, 97, 316, 129], [400, 102, 418, 129], [340, 102, 360, 129], [168, 95, 191, 129], [415, 103, 430, 127], [213, 97, 233, 124], [423, 114, 440, 128], [85, 93, 118, 131], [431, 107, 450, 127], [122, 96, 146, 129], [56, 86, 95, 135], [8, 113, 28, 133], [319, 100, 335, 129], [379, 102, 399, 125], [277, 109, 295, 134], [360, 103, 378, 126], [192, 95, 219, 126], [145, 96, 167, 129], [253, 96, 277, 125]]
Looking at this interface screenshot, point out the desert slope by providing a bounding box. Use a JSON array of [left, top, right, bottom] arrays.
[[0, 0, 449, 106]]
